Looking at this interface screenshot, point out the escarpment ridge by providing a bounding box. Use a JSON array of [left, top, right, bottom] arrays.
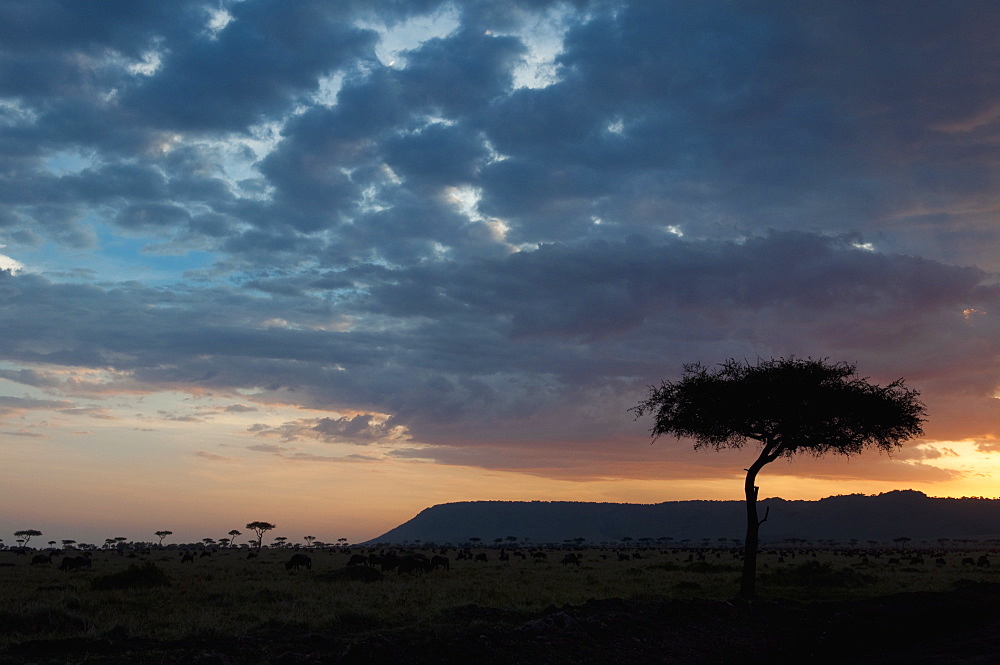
[[369, 490, 1000, 545]]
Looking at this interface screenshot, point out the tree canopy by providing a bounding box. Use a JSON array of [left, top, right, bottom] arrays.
[[632, 357, 926, 459], [14, 530, 41, 548], [631, 356, 926, 599], [246, 522, 276, 550]]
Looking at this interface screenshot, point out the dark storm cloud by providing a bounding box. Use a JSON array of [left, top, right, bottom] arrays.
[[3, 1, 1000, 480], [124, 1, 379, 131], [1, 232, 998, 453]]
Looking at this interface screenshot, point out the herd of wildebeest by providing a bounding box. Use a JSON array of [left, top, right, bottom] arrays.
[[6, 540, 997, 581]]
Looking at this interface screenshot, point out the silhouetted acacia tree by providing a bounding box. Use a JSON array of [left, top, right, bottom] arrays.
[[228, 530, 241, 548], [246, 522, 275, 551], [14, 530, 41, 549], [631, 357, 925, 599], [155, 531, 172, 547]]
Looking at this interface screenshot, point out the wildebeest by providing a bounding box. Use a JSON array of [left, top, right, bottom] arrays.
[[430, 555, 450, 571], [978, 555, 990, 567], [377, 553, 401, 572], [396, 555, 430, 574], [30, 554, 53, 566], [474, 553, 488, 562], [561, 553, 582, 567], [347, 554, 368, 566], [59, 556, 92, 571], [285, 553, 312, 571], [180, 552, 195, 563], [962, 557, 976, 566]]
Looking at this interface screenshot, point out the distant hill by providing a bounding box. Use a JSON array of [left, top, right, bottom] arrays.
[[367, 490, 1000, 546]]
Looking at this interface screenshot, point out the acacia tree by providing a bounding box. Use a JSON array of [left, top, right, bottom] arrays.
[[246, 522, 275, 551], [155, 530, 172, 547], [631, 357, 925, 599], [14, 530, 41, 550], [228, 530, 241, 548]]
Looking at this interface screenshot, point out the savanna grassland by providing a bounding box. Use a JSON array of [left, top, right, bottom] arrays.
[[2, 545, 1000, 664]]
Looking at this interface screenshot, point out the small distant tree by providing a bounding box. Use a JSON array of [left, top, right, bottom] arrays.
[[228, 530, 241, 548], [155, 531, 172, 547], [14, 530, 41, 549], [246, 522, 275, 551], [218, 538, 231, 548], [304, 535, 316, 548], [337, 537, 348, 547], [894, 536, 912, 549], [61, 540, 76, 549], [632, 357, 925, 599]]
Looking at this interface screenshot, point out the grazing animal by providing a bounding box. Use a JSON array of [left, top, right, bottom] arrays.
[[935, 557, 947, 567], [978, 555, 990, 567], [396, 555, 430, 575], [181, 552, 195, 563], [474, 553, 488, 563], [531, 551, 547, 560], [347, 554, 368, 566], [499, 550, 510, 562], [285, 553, 312, 571], [561, 553, 582, 567], [59, 556, 92, 571], [379, 554, 401, 572], [247, 551, 258, 560], [430, 555, 450, 571], [31, 554, 53, 566], [962, 557, 976, 566], [618, 553, 630, 562]]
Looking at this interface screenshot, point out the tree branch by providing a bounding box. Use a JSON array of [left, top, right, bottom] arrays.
[[757, 505, 769, 528]]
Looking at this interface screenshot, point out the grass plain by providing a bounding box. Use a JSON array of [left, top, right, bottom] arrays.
[[2, 544, 998, 654]]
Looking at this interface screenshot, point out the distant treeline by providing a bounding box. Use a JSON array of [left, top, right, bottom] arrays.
[[369, 490, 1000, 546]]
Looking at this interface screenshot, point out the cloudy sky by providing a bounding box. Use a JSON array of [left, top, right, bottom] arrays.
[[3, 0, 1000, 546]]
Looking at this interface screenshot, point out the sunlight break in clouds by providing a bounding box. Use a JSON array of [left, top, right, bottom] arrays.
[[0, 248, 23, 273]]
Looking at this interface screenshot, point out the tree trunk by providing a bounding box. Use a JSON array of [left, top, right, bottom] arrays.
[[739, 449, 772, 599]]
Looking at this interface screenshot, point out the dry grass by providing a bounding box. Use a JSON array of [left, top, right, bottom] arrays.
[[0, 546, 997, 649]]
